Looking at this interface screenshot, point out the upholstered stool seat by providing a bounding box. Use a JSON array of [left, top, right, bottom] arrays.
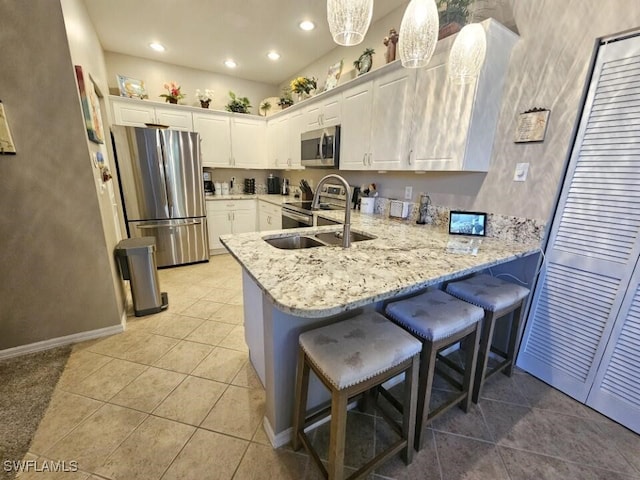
[[292, 312, 422, 480], [385, 289, 483, 450], [446, 274, 530, 402]]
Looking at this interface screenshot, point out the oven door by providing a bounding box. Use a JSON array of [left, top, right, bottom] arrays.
[[282, 208, 313, 229]]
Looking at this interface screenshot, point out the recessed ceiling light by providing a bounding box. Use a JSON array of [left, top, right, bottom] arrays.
[[299, 20, 315, 31], [267, 51, 281, 61], [224, 59, 237, 68], [149, 42, 165, 52]]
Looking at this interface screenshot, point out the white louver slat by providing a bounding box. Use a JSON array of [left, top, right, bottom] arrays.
[[519, 35, 640, 423]]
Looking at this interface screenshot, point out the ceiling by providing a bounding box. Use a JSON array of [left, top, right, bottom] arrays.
[[83, 0, 410, 85]]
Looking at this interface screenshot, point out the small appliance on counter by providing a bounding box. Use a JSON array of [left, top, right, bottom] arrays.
[[389, 200, 411, 219], [281, 178, 290, 195], [244, 178, 256, 194], [203, 171, 214, 195], [220, 182, 230, 195], [267, 174, 281, 194], [214, 182, 222, 195]]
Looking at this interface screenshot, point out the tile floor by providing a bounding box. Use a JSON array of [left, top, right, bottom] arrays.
[[14, 254, 640, 480]]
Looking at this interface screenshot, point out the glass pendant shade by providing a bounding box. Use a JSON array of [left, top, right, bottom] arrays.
[[398, 0, 439, 68], [327, 0, 373, 46], [448, 23, 487, 84]]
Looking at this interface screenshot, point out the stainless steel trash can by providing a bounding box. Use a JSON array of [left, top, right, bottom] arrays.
[[115, 237, 168, 316]]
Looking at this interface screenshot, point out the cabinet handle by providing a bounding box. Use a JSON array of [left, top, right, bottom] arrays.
[[408, 149, 413, 165], [267, 216, 271, 225], [362, 153, 367, 166], [368, 153, 373, 165]]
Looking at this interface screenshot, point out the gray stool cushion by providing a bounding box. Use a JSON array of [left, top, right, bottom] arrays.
[[385, 289, 484, 342], [299, 312, 422, 390], [446, 274, 530, 312]]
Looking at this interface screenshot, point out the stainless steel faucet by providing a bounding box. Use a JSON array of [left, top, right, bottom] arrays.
[[312, 174, 352, 248]]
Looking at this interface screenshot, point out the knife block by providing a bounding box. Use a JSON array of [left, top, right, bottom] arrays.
[[301, 190, 314, 201]]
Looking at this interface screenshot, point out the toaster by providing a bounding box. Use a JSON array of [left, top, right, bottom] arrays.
[[389, 200, 411, 219]]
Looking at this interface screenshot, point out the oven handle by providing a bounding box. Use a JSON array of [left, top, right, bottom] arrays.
[[282, 209, 313, 225], [319, 132, 326, 161]]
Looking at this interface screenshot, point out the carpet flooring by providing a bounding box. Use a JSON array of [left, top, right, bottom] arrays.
[[0, 346, 72, 480]]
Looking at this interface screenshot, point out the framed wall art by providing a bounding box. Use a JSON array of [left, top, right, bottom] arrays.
[[514, 108, 550, 143], [116, 74, 148, 99], [75, 65, 105, 144], [0, 100, 16, 154], [323, 60, 343, 92]]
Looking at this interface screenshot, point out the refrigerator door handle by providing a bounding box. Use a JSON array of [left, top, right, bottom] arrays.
[[136, 220, 203, 229], [158, 133, 174, 218]]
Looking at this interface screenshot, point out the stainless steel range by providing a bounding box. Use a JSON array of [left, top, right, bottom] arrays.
[[282, 183, 353, 229]]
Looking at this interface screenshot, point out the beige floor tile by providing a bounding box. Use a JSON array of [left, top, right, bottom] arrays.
[[95, 416, 194, 480], [123, 314, 164, 332], [163, 296, 197, 314], [232, 361, 264, 389], [201, 385, 265, 440], [208, 304, 244, 325], [29, 391, 104, 455], [218, 325, 249, 352], [252, 424, 272, 446], [15, 458, 90, 479], [44, 404, 147, 472], [153, 340, 213, 374], [109, 367, 185, 413], [56, 351, 112, 389], [201, 288, 238, 304], [166, 284, 214, 301], [154, 376, 227, 426], [180, 299, 226, 320], [192, 347, 248, 383], [233, 443, 307, 480], [185, 320, 235, 346], [227, 294, 243, 306], [62, 358, 146, 401], [87, 330, 151, 358], [121, 334, 179, 364], [161, 429, 248, 480], [150, 313, 204, 339]]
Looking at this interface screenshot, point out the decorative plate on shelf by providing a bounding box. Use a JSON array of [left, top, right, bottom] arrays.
[[117, 74, 148, 99]]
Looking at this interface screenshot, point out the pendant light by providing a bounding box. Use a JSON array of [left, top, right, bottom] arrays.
[[327, 0, 374, 46], [448, 23, 487, 84], [398, 0, 439, 68]]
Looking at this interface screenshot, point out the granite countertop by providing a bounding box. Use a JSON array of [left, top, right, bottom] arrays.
[[205, 194, 296, 206], [220, 210, 541, 318]]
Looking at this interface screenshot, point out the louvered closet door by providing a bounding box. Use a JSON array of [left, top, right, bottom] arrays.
[[518, 35, 640, 404]]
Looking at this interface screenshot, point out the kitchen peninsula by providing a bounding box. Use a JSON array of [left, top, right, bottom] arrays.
[[220, 211, 540, 447]]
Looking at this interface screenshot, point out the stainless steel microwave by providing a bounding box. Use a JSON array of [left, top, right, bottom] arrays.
[[301, 125, 340, 168]]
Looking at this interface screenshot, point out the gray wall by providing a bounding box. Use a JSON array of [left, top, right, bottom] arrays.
[[0, 0, 122, 350]]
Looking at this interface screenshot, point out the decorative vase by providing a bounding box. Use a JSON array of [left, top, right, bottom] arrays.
[[168, 97, 178, 104], [200, 100, 210, 109]]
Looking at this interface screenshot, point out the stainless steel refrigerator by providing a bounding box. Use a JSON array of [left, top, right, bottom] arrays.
[[112, 126, 209, 268]]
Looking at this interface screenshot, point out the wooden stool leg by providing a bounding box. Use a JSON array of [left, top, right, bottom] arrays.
[[504, 303, 524, 377], [328, 389, 348, 480], [415, 341, 437, 451], [472, 310, 497, 404], [461, 322, 481, 412], [402, 354, 419, 463], [292, 349, 310, 451]]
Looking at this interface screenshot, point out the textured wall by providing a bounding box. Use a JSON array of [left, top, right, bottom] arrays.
[[0, 0, 122, 350]]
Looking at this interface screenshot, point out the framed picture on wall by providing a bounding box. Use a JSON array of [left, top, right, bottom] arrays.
[[116, 74, 148, 99], [323, 60, 343, 92], [0, 100, 17, 154], [75, 65, 105, 144]]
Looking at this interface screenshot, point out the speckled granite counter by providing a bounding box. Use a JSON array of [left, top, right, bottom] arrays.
[[205, 193, 295, 206], [221, 210, 540, 319]]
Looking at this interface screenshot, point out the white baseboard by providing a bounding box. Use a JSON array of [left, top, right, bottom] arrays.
[[263, 417, 292, 448], [0, 324, 125, 360]]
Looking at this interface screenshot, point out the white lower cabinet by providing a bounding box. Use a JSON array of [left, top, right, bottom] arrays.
[[206, 200, 257, 253], [259, 201, 282, 231]]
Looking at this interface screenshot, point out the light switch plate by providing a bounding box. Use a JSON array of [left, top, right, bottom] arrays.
[[514, 163, 529, 182], [404, 186, 413, 200]]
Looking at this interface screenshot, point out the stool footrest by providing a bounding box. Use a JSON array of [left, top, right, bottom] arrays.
[[437, 353, 464, 375], [490, 345, 508, 359], [435, 366, 463, 392], [347, 439, 407, 480], [377, 385, 404, 414]]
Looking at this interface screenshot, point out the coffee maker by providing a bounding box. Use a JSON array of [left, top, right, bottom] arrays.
[[267, 174, 280, 194], [203, 171, 214, 195]]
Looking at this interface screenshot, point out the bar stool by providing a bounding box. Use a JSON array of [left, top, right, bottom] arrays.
[[292, 311, 422, 480], [384, 289, 484, 450], [446, 274, 530, 403]]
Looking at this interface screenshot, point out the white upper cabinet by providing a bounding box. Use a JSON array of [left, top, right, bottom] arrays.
[[193, 113, 232, 168], [231, 116, 266, 168], [111, 97, 192, 130], [267, 110, 304, 169], [304, 93, 341, 131], [408, 20, 517, 171], [340, 67, 415, 170]]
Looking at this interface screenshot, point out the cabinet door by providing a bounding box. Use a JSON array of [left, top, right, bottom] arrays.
[[305, 103, 322, 131], [231, 117, 266, 168], [266, 117, 282, 168], [206, 203, 233, 251], [111, 100, 155, 126], [320, 95, 341, 127], [259, 201, 282, 231], [369, 68, 416, 170], [232, 208, 257, 234], [193, 113, 232, 168], [340, 83, 373, 170], [287, 110, 304, 168], [410, 49, 475, 170], [155, 106, 193, 131]]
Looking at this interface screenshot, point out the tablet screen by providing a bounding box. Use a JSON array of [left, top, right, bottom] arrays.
[[449, 211, 486, 236]]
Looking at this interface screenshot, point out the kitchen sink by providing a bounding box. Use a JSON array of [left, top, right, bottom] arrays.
[[314, 230, 377, 245], [264, 235, 325, 250]]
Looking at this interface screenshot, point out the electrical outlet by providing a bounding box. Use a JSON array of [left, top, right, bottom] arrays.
[[514, 163, 529, 182], [404, 186, 413, 200]]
